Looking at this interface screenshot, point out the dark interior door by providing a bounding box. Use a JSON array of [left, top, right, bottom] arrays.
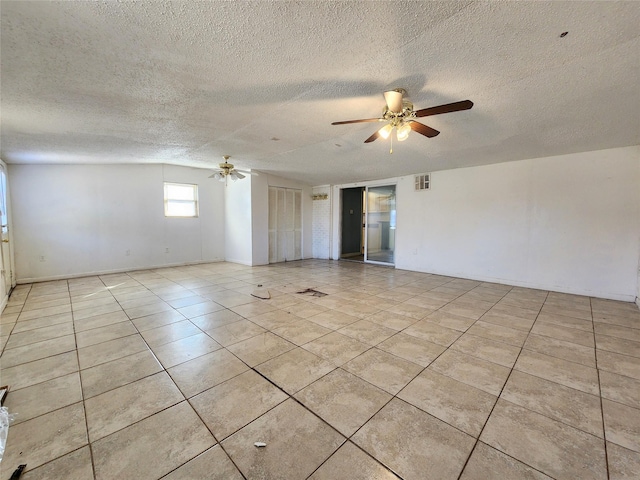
[[341, 187, 363, 256]]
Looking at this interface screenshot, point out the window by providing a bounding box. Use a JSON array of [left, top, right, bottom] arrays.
[[164, 182, 199, 217]]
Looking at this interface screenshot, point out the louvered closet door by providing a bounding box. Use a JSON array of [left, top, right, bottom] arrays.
[[268, 187, 302, 263]]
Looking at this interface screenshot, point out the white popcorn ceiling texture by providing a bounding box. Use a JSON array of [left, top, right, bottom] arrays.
[[1, 1, 638, 185]]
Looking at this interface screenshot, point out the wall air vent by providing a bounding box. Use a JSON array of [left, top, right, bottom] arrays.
[[414, 174, 430, 191]]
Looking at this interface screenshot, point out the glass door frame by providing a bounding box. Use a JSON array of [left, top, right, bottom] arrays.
[[363, 184, 396, 266]]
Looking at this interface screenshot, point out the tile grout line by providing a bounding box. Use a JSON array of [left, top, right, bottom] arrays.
[[591, 296, 611, 480]]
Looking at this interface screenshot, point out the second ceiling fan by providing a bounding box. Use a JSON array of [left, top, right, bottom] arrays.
[[332, 89, 473, 148]]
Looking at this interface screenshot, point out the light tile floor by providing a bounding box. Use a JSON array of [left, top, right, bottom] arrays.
[[1, 260, 639, 479]]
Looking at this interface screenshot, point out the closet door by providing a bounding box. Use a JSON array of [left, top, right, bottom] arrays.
[[268, 187, 302, 263]]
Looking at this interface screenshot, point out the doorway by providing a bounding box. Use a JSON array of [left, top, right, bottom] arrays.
[[340, 185, 396, 265], [0, 163, 14, 307]]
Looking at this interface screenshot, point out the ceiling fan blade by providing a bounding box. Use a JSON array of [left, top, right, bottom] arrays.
[[235, 169, 258, 175], [234, 171, 246, 179], [384, 90, 404, 113], [209, 172, 221, 178], [414, 100, 473, 118], [410, 121, 440, 138], [332, 118, 383, 125], [364, 130, 380, 143]]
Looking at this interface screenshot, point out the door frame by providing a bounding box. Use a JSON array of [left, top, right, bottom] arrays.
[[0, 159, 16, 311]]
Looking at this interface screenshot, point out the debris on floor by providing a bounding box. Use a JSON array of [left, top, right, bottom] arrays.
[[251, 289, 271, 300], [9, 464, 27, 479], [0, 386, 8, 406], [254, 442, 267, 448], [296, 288, 328, 297]]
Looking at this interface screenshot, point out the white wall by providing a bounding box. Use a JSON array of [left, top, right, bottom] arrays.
[[312, 185, 332, 259], [223, 175, 254, 266], [393, 146, 639, 301], [319, 146, 639, 301], [9, 164, 225, 282]]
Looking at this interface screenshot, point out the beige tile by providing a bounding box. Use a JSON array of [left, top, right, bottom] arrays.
[[0, 334, 76, 368], [1, 351, 79, 390], [541, 304, 592, 321], [465, 320, 528, 347], [384, 301, 433, 320], [5, 372, 83, 425], [338, 319, 396, 346], [162, 445, 244, 480], [430, 349, 511, 396], [123, 300, 173, 319], [75, 320, 137, 348], [302, 332, 371, 366], [12, 311, 72, 333], [20, 446, 93, 480], [168, 295, 208, 309], [531, 322, 595, 348], [602, 399, 640, 452], [230, 301, 277, 318], [17, 303, 71, 322], [1, 403, 88, 473], [460, 442, 553, 480], [367, 310, 419, 330], [295, 368, 392, 436], [281, 301, 330, 319], [307, 310, 361, 329], [451, 333, 521, 368], [222, 399, 345, 479], [599, 370, 640, 409], [536, 311, 593, 332], [271, 318, 332, 345], [190, 369, 288, 440], [353, 398, 475, 480], [524, 333, 596, 367], [404, 320, 462, 346], [515, 349, 600, 395], [151, 332, 221, 368], [334, 302, 381, 319], [424, 310, 477, 331], [439, 301, 493, 320], [400, 368, 497, 437], [85, 371, 184, 441], [92, 401, 215, 480], [71, 303, 122, 321], [139, 319, 201, 347], [343, 348, 423, 395], [376, 332, 445, 367], [77, 334, 148, 369], [74, 310, 130, 332], [594, 322, 640, 342], [130, 309, 186, 331], [206, 318, 266, 346], [501, 370, 603, 437], [596, 350, 640, 380], [255, 347, 336, 394], [607, 442, 640, 480], [176, 300, 225, 318], [481, 399, 607, 480], [480, 311, 536, 332], [596, 334, 640, 358], [309, 441, 401, 480], [5, 321, 74, 349], [168, 348, 249, 398], [80, 349, 163, 399], [226, 331, 296, 367], [190, 309, 243, 331]]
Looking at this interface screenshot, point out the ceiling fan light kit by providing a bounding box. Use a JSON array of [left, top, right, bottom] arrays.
[[209, 155, 255, 185], [332, 88, 473, 152]]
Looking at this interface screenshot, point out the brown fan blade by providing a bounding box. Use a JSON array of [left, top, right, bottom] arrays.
[[331, 118, 383, 125], [414, 100, 473, 118], [410, 121, 440, 138], [364, 130, 380, 143]]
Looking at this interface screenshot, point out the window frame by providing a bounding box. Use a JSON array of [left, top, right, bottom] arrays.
[[163, 182, 199, 218]]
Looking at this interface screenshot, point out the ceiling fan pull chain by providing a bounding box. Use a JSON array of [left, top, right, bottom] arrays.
[[390, 133, 393, 154]]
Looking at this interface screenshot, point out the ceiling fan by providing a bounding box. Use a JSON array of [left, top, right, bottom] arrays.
[[209, 155, 256, 183], [331, 89, 473, 151]]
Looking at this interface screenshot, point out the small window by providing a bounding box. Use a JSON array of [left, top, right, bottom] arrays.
[[414, 174, 430, 191], [164, 182, 198, 217]]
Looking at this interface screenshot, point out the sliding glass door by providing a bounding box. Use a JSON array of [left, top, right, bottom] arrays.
[[365, 185, 396, 265]]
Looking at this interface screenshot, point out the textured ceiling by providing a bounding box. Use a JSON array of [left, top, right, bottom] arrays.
[[1, 1, 639, 185]]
